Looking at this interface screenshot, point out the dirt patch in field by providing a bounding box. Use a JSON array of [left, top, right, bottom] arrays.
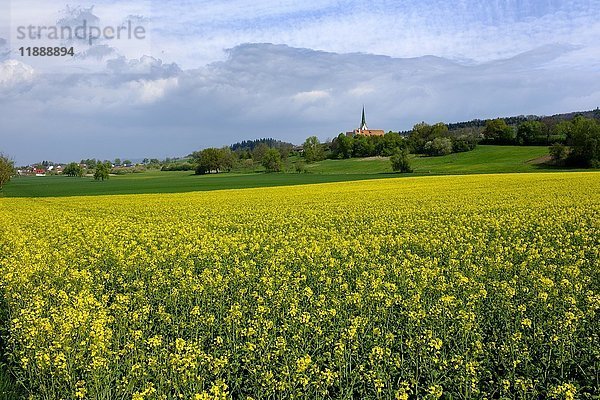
[[357, 156, 390, 161], [526, 155, 552, 165]]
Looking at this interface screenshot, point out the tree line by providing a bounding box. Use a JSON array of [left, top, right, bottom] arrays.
[[63, 162, 111, 180], [189, 113, 600, 177], [191, 144, 290, 175], [548, 116, 600, 167]]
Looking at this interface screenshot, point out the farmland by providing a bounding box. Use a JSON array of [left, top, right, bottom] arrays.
[[1, 146, 568, 199], [2, 171, 388, 198], [0, 172, 599, 398]]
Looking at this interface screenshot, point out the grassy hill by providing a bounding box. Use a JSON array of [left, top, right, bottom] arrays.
[[307, 145, 553, 174], [2, 145, 575, 198]]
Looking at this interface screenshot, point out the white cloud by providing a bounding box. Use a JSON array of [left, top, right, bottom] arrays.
[[292, 90, 330, 104], [348, 85, 376, 97], [127, 77, 179, 104], [106, 55, 181, 75], [0, 60, 35, 87]]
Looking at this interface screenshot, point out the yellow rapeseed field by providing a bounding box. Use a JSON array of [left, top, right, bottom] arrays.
[[0, 172, 599, 399]]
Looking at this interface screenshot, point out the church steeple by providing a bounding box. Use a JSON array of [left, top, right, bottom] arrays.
[[360, 106, 369, 131], [346, 106, 384, 137]]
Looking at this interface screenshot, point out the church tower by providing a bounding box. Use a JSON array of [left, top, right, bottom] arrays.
[[360, 106, 369, 131], [345, 106, 385, 137]]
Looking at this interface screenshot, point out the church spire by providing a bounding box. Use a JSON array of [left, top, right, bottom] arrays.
[[360, 106, 368, 131]]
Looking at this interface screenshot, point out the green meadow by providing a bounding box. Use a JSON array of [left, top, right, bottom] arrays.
[[2, 146, 572, 198], [306, 145, 553, 174]]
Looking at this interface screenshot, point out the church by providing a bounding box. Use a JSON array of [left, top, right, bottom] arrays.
[[346, 107, 385, 137]]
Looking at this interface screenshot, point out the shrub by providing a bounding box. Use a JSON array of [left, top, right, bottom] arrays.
[[424, 137, 453, 156], [390, 149, 413, 173], [161, 163, 195, 172], [549, 143, 569, 165], [294, 161, 307, 173], [452, 138, 477, 153]]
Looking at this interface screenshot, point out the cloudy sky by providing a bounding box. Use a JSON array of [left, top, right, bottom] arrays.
[[1, 0, 599, 165]]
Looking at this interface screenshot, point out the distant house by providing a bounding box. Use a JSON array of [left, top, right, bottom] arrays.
[[18, 167, 34, 176], [346, 107, 385, 137], [292, 145, 305, 154], [35, 168, 46, 177]]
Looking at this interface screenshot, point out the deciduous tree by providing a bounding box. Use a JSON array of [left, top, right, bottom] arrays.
[[262, 148, 283, 172], [0, 153, 15, 190], [483, 119, 515, 144], [566, 116, 600, 167], [64, 162, 84, 177], [517, 121, 546, 145], [303, 136, 325, 163], [390, 148, 413, 173], [94, 162, 110, 181]]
